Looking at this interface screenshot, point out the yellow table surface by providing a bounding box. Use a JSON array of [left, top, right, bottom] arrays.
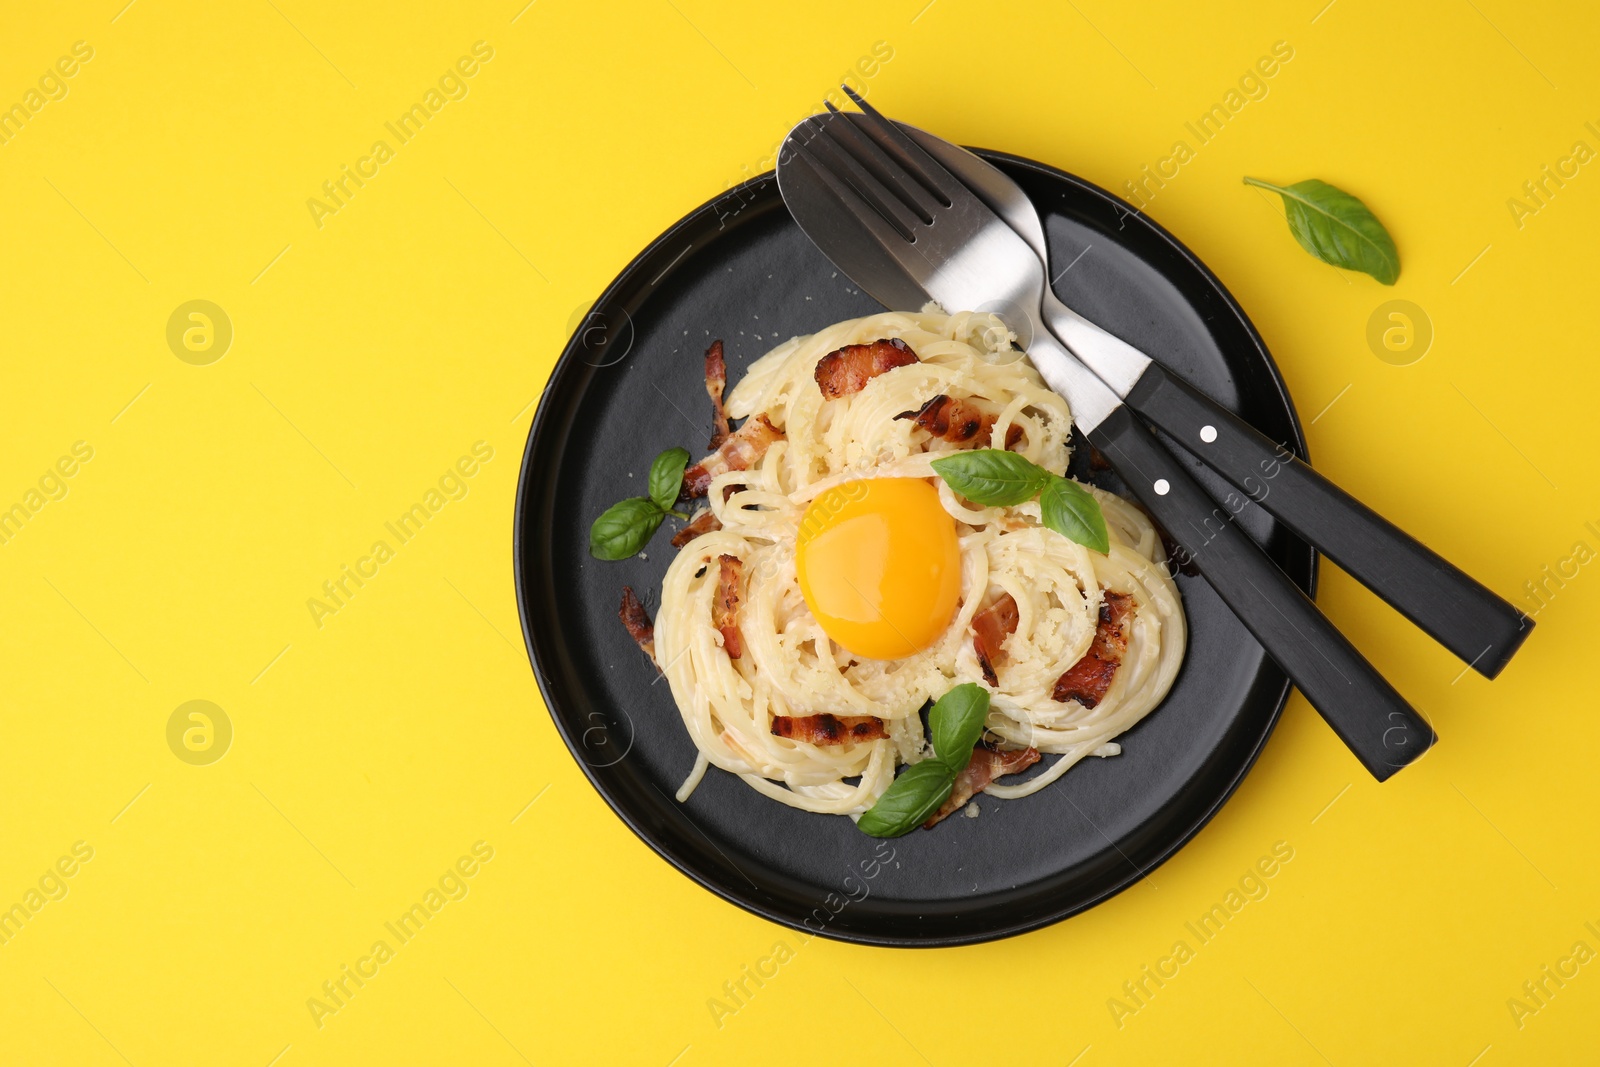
[[3, 0, 1597, 1063]]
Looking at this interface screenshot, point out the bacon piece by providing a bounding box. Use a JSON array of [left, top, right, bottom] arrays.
[[813, 338, 918, 399], [894, 394, 996, 444], [770, 713, 888, 745], [923, 746, 1041, 828], [683, 414, 783, 498], [682, 414, 784, 498], [618, 587, 656, 665], [670, 508, 722, 548], [1052, 592, 1134, 707], [713, 554, 744, 659], [704, 340, 731, 449], [972, 593, 1020, 687], [895, 395, 1028, 451]]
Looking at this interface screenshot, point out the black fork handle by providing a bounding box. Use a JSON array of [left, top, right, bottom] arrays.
[[1125, 363, 1533, 678], [1089, 405, 1437, 781]]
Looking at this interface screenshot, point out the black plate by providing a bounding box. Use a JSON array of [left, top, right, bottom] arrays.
[[514, 150, 1316, 947]]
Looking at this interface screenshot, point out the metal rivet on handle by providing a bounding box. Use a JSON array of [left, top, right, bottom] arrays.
[[1153, 479, 1170, 495], [1200, 425, 1217, 443]]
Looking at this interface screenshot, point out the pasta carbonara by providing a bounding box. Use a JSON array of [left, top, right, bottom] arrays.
[[642, 310, 1185, 824]]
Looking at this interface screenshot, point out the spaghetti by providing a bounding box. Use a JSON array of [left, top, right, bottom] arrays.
[[650, 310, 1186, 821]]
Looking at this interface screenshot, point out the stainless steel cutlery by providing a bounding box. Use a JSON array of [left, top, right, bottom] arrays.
[[775, 90, 1532, 779]]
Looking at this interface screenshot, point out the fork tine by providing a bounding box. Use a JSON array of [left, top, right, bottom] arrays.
[[816, 108, 941, 224], [804, 114, 926, 241], [839, 85, 963, 206], [787, 129, 920, 260]]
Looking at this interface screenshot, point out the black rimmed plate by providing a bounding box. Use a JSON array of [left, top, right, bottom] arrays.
[[513, 150, 1315, 947]]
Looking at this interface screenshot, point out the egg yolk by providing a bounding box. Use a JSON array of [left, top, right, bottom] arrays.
[[795, 478, 962, 661]]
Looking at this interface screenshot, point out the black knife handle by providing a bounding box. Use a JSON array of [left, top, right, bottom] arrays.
[[1125, 362, 1532, 678], [1088, 406, 1436, 781]]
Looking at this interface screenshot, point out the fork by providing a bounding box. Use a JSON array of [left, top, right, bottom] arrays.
[[777, 98, 1438, 780]]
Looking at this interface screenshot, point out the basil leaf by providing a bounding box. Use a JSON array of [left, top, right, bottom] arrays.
[[589, 497, 666, 560], [930, 449, 1052, 507], [1243, 177, 1399, 285], [648, 447, 691, 512], [927, 682, 989, 773], [856, 760, 956, 838], [1041, 477, 1110, 554], [858, 683, 992, 836]]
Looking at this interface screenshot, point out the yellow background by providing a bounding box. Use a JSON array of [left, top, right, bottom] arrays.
[[1, 0, 1596, 1063]]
